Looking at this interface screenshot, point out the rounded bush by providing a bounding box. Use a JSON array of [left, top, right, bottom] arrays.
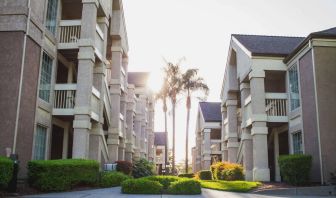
[[100, 171, 131, 187], [121, 178, 163, 194], [278, 154, 312, 185], [116, 161, 133, 175], [197, 170, 213, 180], [132, 158, 155, 178], [0, 156, 14, 188], [178, 173, 195, 178], [211, 162, 244, 181], [145, 175, 180, 189], [167, 179, 201, 195]]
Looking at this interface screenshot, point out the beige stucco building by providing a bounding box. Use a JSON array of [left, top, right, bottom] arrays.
[[219, 27, 336, 184], [154, 132, 168, 174], [0, 0, 154, 178]]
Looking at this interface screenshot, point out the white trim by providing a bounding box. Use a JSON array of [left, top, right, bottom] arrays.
[[265, 92, 287, 99], [92, 86, 101, 98], [311, 46, 324, 184], [232, 37, 252, 58]]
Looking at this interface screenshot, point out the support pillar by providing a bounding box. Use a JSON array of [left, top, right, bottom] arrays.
[[125, 85, 135, 162], [133, 113, 142, 161], [226, 98, 239, 163], [249, 70, 270, 182], [203, 128, 211, 169], [221, 104, 227, 161]]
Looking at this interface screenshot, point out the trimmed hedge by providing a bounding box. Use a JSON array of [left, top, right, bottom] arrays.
[[167, 179, 201, 195], [197, 170, 213, 180], [178, 173, 195, 178], [145, 175, 180, 189], [28, 159, 99, 191], [116, 161, 133, 175], [100, 171, 131, 187], [211, 162, 244, 181], [121, 178, 163, 194], [278, 154, 312, 185], [0, 156, 13, 188]]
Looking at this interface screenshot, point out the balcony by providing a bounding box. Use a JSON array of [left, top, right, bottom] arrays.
[[210, 140, 221, 154], [52, 84, 101, 122], [265, 93, 288, 122], [58, 20, 105, 61]]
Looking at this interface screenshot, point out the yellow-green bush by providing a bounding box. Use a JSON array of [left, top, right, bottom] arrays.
[[99, 171, 131, 187], [167, 179, 201, 195], [121, 178, 163, 194], [211, 162, 244, 181]]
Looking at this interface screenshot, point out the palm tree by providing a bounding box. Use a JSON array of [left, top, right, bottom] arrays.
[[181, 69, 209, 173], [164, 62, 183, 174], [155, 78, 169, 173]]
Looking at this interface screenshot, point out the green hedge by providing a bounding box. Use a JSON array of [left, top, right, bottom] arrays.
[[0, 156, 13, 188], [145, 175, 180, 189], [121, 178, 163, 194], [132, 158, 155, 178], [167, 179, 201, 195], [100, 171, 131, 187], [28, 159, 99, 191], [278, 154, 312, 185], [178, 173, 195, 178], [197, 170, 213, 180]]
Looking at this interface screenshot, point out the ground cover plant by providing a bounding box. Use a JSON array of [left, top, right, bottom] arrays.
[[200, 180, 261, 192]]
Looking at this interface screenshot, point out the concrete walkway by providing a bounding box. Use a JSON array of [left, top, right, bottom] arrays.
[[23, 187, 332, 198]]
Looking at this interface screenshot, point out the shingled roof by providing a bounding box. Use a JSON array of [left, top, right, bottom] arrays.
[[199, 102, 222, 122], [232, 34, 304, 57], [154, 132, 166, 146], [127, 72, 150, 87]]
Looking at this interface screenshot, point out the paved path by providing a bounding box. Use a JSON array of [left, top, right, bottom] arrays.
[[23, 187, 331, 198]]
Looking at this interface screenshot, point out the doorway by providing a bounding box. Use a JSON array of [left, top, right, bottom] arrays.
[[51, 125, 64, 159]]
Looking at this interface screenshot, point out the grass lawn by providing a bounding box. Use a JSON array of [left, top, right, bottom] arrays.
[[200, 180, 261, 192]]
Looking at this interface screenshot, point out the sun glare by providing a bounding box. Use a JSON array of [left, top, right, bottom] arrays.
[[147, 69, 164, 94]]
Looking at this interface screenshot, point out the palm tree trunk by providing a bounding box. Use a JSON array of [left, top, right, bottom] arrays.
[[185, 94, 191, 173], [164, 109, 168, 174], [172, 101, 176, 175]]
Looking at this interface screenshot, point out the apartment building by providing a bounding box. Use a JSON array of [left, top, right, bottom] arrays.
[[154, 132, 167, 174], [0, 0, 154, 178], [220, 27, 336, 183], [193, 102, 222, 172]]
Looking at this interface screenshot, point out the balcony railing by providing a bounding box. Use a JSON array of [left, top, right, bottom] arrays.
[[210, 140, 221, 154], [53, 84, 77, 115], [265, 93, 288, 122]]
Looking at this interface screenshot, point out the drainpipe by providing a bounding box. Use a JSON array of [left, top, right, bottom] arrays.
[[12, 0, 31, 154]]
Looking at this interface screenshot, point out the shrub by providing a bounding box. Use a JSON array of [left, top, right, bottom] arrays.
[[28, 159, 99, 191], [132, 158, 155, 178], [211, 162, 227, 180], [197, 170, 213, 180], [167, 179, 201, 195], [116, 161, 133, 175], [121, 178, 163, 194], [330, 171, 336, 185], [178, 173, 195, 178], [99, 171, 131, 187], [145, 175, 180, 189], [221, 163, 244, 181], [278, 154, 312, 185], [0, 156, 14, 188]]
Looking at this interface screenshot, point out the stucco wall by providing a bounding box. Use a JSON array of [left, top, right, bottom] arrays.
[[313, 46, 336, 183], [298, 50, 321, 182]]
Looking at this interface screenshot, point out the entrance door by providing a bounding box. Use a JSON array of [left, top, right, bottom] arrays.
[[51, 125, 64, 159]]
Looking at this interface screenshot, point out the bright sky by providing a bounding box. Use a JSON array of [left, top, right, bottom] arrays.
[[123, 0, 336, 163]]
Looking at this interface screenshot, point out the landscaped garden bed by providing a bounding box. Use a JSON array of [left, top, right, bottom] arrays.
[[200, 180, 260, 192]]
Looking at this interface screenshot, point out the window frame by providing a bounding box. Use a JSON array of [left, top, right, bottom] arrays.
[[33, 125, 48, 160], [45, 0, 59, 35], [288, 63, 301, 111], [38, 52, 53, 103], [292, 131, 303, 154]]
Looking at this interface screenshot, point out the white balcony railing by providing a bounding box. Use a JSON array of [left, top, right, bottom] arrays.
[[210, 140, 221, 153], [95, 24, 104, 60], [53, 84, 77, 115], [265, 93, 288, 122], [91, 87, 100, 121], [58, 20, 81, 48]]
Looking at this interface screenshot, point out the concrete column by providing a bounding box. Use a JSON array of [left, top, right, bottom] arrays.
[[226, 98, 239, 163], [140, 122, 146, 158], [221, 104, 227, 161], [72, 1, 98, 158], [133, 113, 142, 161], [274, 131, 281, 182], [89, 123, 102, 162], [125, 85, 135, 162], [240, 83, 253, 181], [118, 138, 125, 161], [249, 70, 270, 182], [203, 128, 211, 169]]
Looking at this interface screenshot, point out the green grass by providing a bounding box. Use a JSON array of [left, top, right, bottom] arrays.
[[200, 180, 261, 192]]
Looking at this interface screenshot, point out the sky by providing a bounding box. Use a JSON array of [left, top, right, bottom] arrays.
[[123, 0, 336, 163]]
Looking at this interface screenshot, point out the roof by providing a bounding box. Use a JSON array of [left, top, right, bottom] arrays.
[[127, 72, 150, 87], [199, 102, 222, 122], [232, 34, 304, 57], [154, 132, 166, 146], [284, 27, 336, 63]]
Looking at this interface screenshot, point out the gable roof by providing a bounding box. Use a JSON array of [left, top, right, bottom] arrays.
[[232, 34, 304, 57], [284, 27, 336, 63], [127, 72, 150, 87], [154, 132, 166, 146], [199, 102, 222, 122]]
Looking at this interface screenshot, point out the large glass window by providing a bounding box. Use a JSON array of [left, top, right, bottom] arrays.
[[292, 131, 303, 154], [46, 0, 58, 35], [33, 125, 47, 160], [39, 52, 53, 102], [289, 64, 300, 110]]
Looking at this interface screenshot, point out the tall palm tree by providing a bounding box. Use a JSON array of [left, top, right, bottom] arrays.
[[155, 78, 169, 173], [182, 69, 209, 173], [164, 62, 183, 174]]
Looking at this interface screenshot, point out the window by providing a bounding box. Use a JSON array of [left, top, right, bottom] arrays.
[[292, 131, 303, 154], [39, 52, 53, 102], [288, 64, 300, 110], [45, 0, 58, 34], [33, 125, 47, 160]]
